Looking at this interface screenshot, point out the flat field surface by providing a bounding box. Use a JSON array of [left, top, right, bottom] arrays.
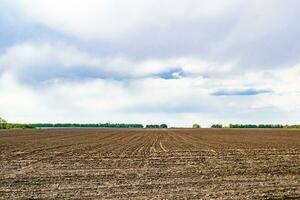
[[0, 128, 299, 199]]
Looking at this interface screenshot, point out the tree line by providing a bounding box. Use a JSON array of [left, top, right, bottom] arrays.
[[210, 124, 284, 128], [145, 124, 168, 128], [32, 123, 144, 128], [2, 116, 300, 130], [0, 118, 35, 129], [0, 118, 170, 129], [211, 124, 223, 128], [228, 124, 283, 128], [283, 125, 300, 128], [33, 123, 169, 129]]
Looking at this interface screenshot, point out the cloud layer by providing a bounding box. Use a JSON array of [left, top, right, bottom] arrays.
[[1, 0, 300, 126]]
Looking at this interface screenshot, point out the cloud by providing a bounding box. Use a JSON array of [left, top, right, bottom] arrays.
[[4, 0, 300, 69], [1, 1, 300, 126], [5, 0, 240, 41], [1, 40, 300, 126], [0, 42, 236, 83], [0, 42, 101, 69], [1, 70, 300, 126]]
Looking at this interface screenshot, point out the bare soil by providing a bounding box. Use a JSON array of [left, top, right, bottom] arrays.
[[0, 128, 299, 199]]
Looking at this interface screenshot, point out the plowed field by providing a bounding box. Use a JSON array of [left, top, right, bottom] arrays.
[[0, 128, 299, 199]]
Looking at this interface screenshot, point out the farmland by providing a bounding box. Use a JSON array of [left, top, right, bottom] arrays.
[[0, 128, 299, 199]]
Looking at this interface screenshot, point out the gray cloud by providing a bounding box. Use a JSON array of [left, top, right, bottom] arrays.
[[3, 1, 300, 70]]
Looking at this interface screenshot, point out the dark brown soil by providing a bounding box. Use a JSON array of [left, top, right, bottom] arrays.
[[0, 128, 299, 199]]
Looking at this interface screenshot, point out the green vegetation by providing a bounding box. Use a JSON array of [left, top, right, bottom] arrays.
[[283, 125, 300, 128], [159, 124, 168, 128], [32, 123, 144, 129], [3, 116, 300, 130], [208, 123, 291, 129], [211, 124, 223, 128], [145, 124, 168, 128], [1, 120, 170, 129], [192, 124, 201, 128], [145, 125, 160, 128], [227, 124, 283, 128], [5, 124, 35, 129], [0, 117, 35, 130], [0, 117, 7, 129]]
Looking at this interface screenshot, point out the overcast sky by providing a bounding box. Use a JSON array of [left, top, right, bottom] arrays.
[[1, 0, 300, 127]]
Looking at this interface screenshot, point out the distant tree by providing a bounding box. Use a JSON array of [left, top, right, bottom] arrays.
[[0, 117, 7, 129], [145, 124, 160, 128], [159, 124, 168, 128], [193, 124, 201, 128], [211, 124, 223, 128]]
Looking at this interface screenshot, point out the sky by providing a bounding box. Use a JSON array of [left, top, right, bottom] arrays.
[[1, 0, 300, 127]]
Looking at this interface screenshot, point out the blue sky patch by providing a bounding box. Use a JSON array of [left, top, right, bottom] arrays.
[[211, 89, 272, 96]]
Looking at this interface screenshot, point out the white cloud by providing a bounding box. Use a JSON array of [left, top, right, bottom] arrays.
[[0, 72, 43, 114], [0, 42, 101, 69], [6, 0, 241, 41], [1, 40, 300, 126], [2, 60, 300, 126]]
